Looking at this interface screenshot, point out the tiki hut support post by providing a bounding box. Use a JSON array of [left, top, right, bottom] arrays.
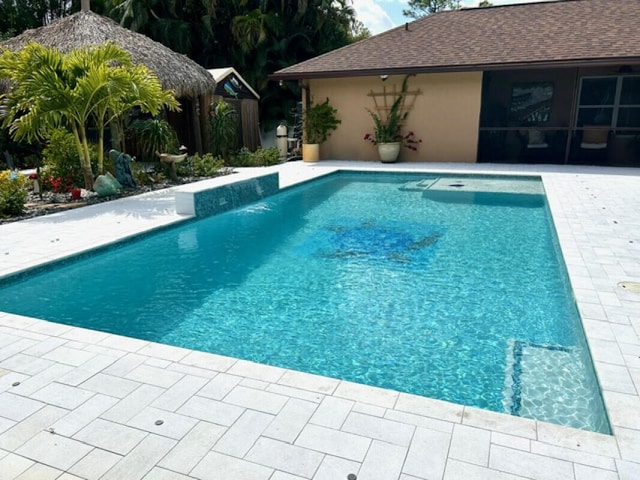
[[191, 98, 203, 153], [81, 0, 90, 12], [200, 96, 213, 152]]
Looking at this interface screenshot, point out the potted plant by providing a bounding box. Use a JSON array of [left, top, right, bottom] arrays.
[[302, 98, 341, 162], [70, 187, 82, 199], [364, 129, 422, 162], [364, 76, 420, 162]]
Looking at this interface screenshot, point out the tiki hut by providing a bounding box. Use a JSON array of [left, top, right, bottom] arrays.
[[0, 2, 216, 154]]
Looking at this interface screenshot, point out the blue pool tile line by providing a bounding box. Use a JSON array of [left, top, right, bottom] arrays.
[[508, 340, 572, 417]]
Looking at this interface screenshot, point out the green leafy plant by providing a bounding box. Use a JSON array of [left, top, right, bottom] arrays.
[[128, 118, 180, 161], [41, 128, 98, 191], [177, 153, 229, 177], [304, 98, 341, 144], [149, 171, 167, 184], [0, 170, 28, 216], [228, 147, 281, 167], [130, 161, 152, 186], [365, 76, 410, 145], [209, 101, 238, 160]]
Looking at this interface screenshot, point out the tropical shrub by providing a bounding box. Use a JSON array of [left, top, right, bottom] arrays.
[[130, 161, 151, 186], [177, 153, 228, 177], [228, 147, 280, 167], [128, 118, 179, 161], [304, 98, 340, 144], [149, 171, 167, 184], [209, 100, 238, 160], [0, 170, 28, 216], [41, 129, 97, 192]]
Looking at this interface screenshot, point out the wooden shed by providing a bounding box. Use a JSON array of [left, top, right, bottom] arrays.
[[207, 68, 261, 151]]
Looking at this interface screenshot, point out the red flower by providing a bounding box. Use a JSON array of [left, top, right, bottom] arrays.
[[364, 130, 422, 150]]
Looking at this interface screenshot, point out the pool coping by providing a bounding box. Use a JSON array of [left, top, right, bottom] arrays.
[[0, 161, 639, 479]]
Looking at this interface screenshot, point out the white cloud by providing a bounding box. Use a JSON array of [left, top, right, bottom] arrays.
[[352, 0, 397, 35], [353, 0, 553, 36]]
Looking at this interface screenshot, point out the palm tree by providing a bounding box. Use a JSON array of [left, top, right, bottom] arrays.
[[0, 42, 179, 188], [0, 43, 97, 187], [71, 44, 179, 172]]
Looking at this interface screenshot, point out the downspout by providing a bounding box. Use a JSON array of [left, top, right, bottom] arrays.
[[300, 80, 311, 142], [302, 82, 311, 111]]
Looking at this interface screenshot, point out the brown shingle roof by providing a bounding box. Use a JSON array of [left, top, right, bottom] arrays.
[[272, 0, 640, 80]]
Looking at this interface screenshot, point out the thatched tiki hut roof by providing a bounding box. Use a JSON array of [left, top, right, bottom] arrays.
[[0, 8, 216, 153]]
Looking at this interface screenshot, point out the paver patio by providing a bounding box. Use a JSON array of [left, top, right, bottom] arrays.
[[0, 161, 639, 479]]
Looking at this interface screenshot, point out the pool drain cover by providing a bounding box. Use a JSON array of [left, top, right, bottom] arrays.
[[618, 281, 640, 293]]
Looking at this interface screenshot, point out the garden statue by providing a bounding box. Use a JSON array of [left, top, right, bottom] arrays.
[[109, 149, 137, 188]]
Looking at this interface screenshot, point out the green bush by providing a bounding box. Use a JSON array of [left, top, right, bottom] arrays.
[[0, 170, 28, 216], [149, 170, 167, 184], [177, 153, 228, 177], [130, 161, 152, 186], [129, 161, 169, 186], [209, 100, 238, 160], [41, 129, 97, 192], [128, 118, 179, 161], [228, 147, 281, 167]]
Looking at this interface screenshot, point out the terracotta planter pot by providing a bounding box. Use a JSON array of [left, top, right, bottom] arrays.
[[302, 143, 320, 163], [377, 142, 401, 163]]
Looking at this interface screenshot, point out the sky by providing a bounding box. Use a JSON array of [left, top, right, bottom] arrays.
[[353, 0, 554, 35]]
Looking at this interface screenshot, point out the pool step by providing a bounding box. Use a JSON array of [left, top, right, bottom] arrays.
[[399, 178, 438, 191], [402, 177, 544, 195], [503, 340, 605, 431]]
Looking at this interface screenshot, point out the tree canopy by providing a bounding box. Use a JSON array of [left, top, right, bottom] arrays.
[[0, 1, 108, 39], [0, 0, 364, 130], [403, 0, 461, 19], [403, 0, 493, 19], [112, 0, 362, 129]]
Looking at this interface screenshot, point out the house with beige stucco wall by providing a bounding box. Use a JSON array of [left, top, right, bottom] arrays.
[[271, 0, 640, 167]]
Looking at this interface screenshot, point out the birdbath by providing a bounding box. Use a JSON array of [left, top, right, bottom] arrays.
[[158, 152, 187, 182]]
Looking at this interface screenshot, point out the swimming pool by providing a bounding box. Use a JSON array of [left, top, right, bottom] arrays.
[[0, 172, 610, 433]]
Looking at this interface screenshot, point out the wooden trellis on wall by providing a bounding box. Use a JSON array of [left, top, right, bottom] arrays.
[[367, 76, 422, 122]]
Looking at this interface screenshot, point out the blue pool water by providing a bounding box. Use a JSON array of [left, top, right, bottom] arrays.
[[0, 173, 610, 433]]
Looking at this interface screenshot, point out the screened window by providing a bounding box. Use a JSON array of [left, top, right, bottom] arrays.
[[577, 75, 640, 134]]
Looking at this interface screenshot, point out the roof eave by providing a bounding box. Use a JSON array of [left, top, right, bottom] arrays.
[[270, 56, 640, 81]]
